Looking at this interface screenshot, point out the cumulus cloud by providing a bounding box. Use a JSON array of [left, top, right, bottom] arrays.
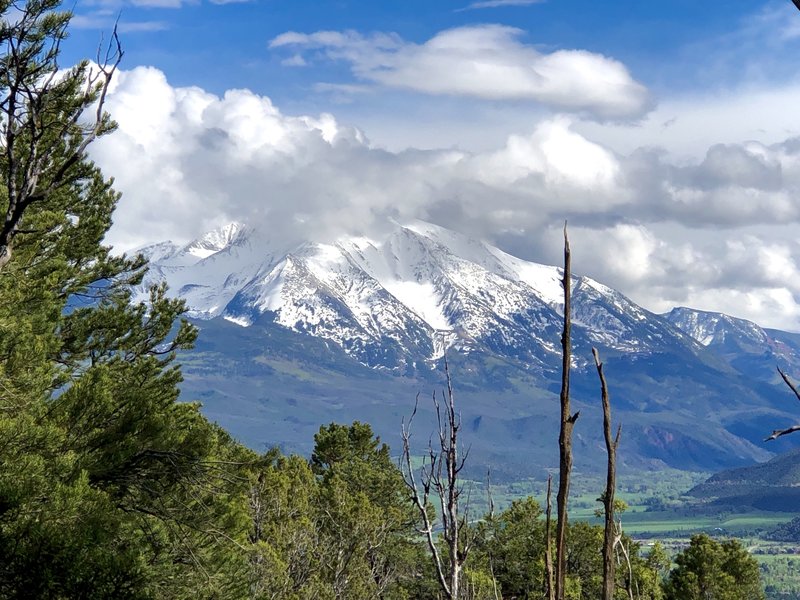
[[517, 223, 800, 329], [93, 66, 800, 329], [97, 67, 634, 252], [575, 83, 800, 161], [621, 139, 800, 227], [269, 25, 652, 121]]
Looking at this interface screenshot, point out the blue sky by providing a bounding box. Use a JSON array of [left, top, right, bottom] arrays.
[[66, 0, 800, 330], [66, 0, 800, 141], [68, 0, 797, 102]]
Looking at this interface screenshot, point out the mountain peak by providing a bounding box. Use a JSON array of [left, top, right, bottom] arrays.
[[184, 222, 249, 259], [136, 220, 699, 371], [665, 306, 768, 347]]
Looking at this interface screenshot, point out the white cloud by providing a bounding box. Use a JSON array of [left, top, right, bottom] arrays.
[[472, 117, 621, 191], [71, 12, 168, 32], [269, 25, 652, 120], [281, 54, 307, 67], [119, 21, 168, 32], [575, 83, 800, 160], [93, 66, 800, 330], [458, 0, 545, 10], [97, 67, 632, 252], [619, 138, 800, 227], [522, 223, 800, 329], [130, 0, 184, 7]]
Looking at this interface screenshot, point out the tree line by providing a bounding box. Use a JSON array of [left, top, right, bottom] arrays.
[[0, 1, 767, 598]]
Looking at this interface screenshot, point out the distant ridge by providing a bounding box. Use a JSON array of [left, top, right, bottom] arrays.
[[688, 448, 800, 512], [665, 307, 800, 382]]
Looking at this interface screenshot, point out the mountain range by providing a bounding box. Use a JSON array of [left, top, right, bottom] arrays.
[[135, 221, 800, 479]]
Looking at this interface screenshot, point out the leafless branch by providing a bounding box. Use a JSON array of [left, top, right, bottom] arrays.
[[765, 425, 800, 441], [485, 469, 494, 520], [765, 368, 800, 441], [778, 367, 800, 403], [0, 9, 123, 270], [613, 520, 635, 600], [399, 354, 471, 600]]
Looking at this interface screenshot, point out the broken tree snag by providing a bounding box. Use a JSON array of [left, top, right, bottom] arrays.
[[593, 347, 622, 600], [614, 520, 635, 600], [766, 425, 800, 441], [778, 367, 800, 403], [555, 222, 579, 600], [765, 367, 800, 441], [544, 473, 555, 600]]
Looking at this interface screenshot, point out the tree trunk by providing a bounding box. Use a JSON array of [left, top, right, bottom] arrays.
[[555, 224, 579, 600], [544, 473, 555, 600], [593, 348, 621, 600]]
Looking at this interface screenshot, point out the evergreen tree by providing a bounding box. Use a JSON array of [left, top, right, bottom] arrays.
[[247, 450, 324, 599], [663, 534, 764, 600], [0, 1, 254, 596], [472, 497, 547, 599], [246, 425, 430, 600], [313, 422, 421, 599]]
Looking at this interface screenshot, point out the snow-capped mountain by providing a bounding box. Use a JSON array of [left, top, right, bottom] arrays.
[[135, 222, 800, 474], [665, 306, 800, 380], [136, 221, 700, 372]]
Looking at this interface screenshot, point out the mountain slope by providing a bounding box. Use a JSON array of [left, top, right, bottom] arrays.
[[139, 221, 706, 374], [138, 221, 800, 474], [665, 307, 800, 381], [688, 448, 800, 512]]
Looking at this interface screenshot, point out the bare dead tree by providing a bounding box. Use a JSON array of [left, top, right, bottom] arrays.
[[0, 5, 123, 270], [593, 347, 622, 600], [765, 367, 800, 441], [555, 223, 579, 600], [400, 356, 471, 600], [543, 473, 555, 600]]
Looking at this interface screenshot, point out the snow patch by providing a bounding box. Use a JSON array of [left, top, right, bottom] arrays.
[[383, 280, 452, 331], [223, 314, 252, 327]]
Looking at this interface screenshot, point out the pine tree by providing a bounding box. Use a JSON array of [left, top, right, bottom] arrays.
[[664, 534, 764, 600], [0, 2, 254, 596]]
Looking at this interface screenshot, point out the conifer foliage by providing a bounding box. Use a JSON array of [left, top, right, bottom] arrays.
[[0, 1, 253, 597]]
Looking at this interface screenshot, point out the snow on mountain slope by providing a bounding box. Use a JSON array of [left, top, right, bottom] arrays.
[[664, 306, 800, 380], [183, 222, 248, 260], [136, 221, 699, 370], [665, 307, 768, 348]]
